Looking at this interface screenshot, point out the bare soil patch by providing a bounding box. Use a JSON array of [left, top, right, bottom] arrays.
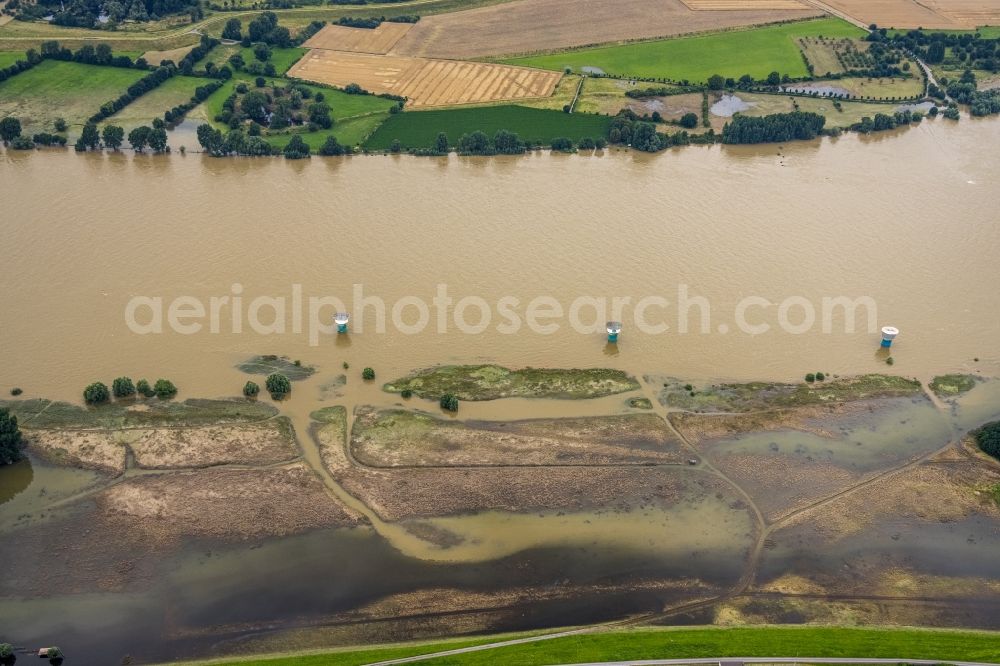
[[314, 415, 724, 521], [303, 22, 414, 54], [350, 407, 686, 467], [99, 463, 365, 543], [288, 51, 560, 108], [129, 418, 299, 469], [391, 0, 820, 59]]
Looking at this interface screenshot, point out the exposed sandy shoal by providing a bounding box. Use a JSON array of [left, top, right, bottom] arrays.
[[25, 418, 300, 473], [129, 418, 299, 469], [351, 407, 686, 467], [391, 0, 820, 59], [98, 463, 366, 542], [26, 429, 130, 474]]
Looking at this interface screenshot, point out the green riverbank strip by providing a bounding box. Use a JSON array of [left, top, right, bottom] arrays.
[[172, 626, 1000, 665]]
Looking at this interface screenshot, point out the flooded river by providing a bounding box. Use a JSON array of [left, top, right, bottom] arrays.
[[1, 118, 999, 405], [1, 119, 1000, 662]]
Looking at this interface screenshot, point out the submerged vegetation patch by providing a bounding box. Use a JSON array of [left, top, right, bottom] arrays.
[[237, 355, 316, 380], [659, 374, 922, 412], [384, 365, 640, 400], [929, 373, 979, 398]]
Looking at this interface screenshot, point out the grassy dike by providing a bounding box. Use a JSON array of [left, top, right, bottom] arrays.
[[171, 626, 1000, 665]]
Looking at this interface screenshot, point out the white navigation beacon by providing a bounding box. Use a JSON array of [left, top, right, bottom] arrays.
[[335, 312, 350, 334], [606, 321, 622, 343], [880, 326, 899, 348]]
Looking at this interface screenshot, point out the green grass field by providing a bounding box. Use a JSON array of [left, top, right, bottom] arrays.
[[265, 113, 389, 150], [170, 625, 1000, 666], [0, 59, 146, 132], [196, 76, 395, 126], [506, 18, 865, 84], [104, 75, 208, 129], [239, 46, 307, 76], [364, 105, 612, 150], [0, 50, 27, 68]]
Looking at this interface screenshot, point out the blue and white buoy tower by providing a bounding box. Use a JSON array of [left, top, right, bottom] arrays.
[[880, 326, 898, 348], [335, 312, 350, 334], [606, 321, 622, 343]]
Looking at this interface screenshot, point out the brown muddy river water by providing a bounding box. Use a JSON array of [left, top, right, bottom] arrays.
[[1, 119, 1000, 663]]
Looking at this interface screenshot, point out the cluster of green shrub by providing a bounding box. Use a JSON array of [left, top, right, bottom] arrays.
[[453, 129, 527, 155], [196, 123, 276, 156], [836, 39, 909, 78], [0, 407, 23, 466], [334, 14, 419, 29], [608, 110, 709, 152], [624, 85, 698, 99], [943, 71, 1000, 116], [440, 393, 459, 412], [850, 109, 923, 133], [875, 26, 999, 72], [222, 14, 325, 51], [216, 80, 332, 132], [805, 372, 827, 383], [976, 421, 1000, 461], [13, 0, 198, 27], [244, 11, 293, 48], [83, 377, 177, 404], [339, 82, 405, 102], [721, 111, 825, 144], [176, 35, 223, 77], [265, 373, 291, 399], [1, 116, 74, 150]]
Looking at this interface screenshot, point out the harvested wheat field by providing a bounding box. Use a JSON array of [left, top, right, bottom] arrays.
[[140, 44, 196, 66], [391, 0, 820, 59], [680, 0, 808, 9], [303, 22, 415, 55], [923, 0, 1000, 27], [288, 51, 561, 107], [819, 0, 988, 29]]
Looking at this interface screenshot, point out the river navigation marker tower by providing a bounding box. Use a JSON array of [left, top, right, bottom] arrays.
[[335, 312, 350, 334], [880, 326, 899, 348], [606, 321, 622, 343]]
